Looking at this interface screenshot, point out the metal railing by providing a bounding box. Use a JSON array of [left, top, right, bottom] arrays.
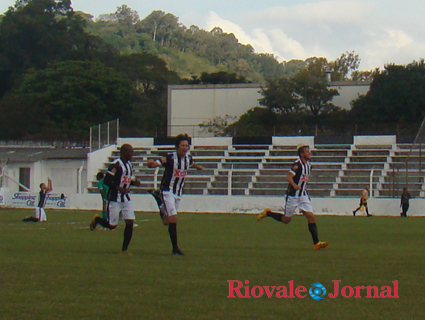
[[90, 119, 119, 152]]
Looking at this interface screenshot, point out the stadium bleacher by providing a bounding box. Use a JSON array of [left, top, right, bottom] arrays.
[[88, 139, 425, 198]]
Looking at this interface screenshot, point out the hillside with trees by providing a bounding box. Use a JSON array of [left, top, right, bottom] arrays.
[[81, 5, 302, 82], [1, 0, 424, 141]]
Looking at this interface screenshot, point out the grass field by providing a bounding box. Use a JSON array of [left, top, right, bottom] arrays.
[[1, 208, 425, 320]]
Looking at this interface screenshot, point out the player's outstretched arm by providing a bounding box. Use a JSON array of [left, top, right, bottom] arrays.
[[192, 163, 204, 170], [147, 157, 166, 168]]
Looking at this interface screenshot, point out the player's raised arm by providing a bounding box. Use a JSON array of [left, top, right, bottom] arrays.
[[46, 177, 53, 192]]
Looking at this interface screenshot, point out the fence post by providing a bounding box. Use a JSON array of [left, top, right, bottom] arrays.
[[98, 124, 101, 149], [107, 121, 110, 146], [228, 164, 233, 196], [89, 126, 92, 153], [154, 167, 159, 190], [116, 118, 120, 144], [370, 169, 374, 198]]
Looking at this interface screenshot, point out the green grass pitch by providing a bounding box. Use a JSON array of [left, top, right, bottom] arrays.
[[1, 208, 424, 320]]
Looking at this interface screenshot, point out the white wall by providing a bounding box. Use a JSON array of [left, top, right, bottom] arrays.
[[87, 145, 117, 184], [192, 137, 232, 147], [354, 135, 396, 146], [272, 136, 315, 148], [117, 138, 154, 148], [1, 193, 422, 217], [168, 84, 262, 137], [0, 160, 87, 195], [331, 82, 370, 109], [168, 82, 371, 137]]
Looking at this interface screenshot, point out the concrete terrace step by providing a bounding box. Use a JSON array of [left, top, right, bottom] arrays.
[[224, 157, 263, 163], [314, 144, 352, 150], [222, 163, 259, 169], [208, 188, 245, 195], [190, 150, 226, 157], [338, 183, 379, 189], [351, 150, 390, 156], [215, 175, 252, 182], [346, 163, 385, 169], [211, 182, 250, 188], [349, 156, 388, 162], [340, 176, 380, 183], [342, 169, 382, 176], [228, 151, 266, 157]]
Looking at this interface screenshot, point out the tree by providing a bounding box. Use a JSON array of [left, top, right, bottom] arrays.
[[199, 115, 237, 136], [0, 60, 133, 140], [328, 51, 361, 81], [116, 53, 181, 136], [115, 4, 139, 36], [293, 69, 339, 116], [259, 78, 300, 114], [0, 0, 118, 97], [350, 60, 425, 134]]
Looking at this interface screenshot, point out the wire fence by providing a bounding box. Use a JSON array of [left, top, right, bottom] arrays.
[[90, 119, 119, 152]]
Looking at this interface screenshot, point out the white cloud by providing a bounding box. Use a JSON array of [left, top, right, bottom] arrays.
[[381, 29, 413, 48], [205, 11, 280, 57], [257, 0, 376, 25]]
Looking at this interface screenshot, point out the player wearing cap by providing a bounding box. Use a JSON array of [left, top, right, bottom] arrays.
[[257, 145, 328, 250]]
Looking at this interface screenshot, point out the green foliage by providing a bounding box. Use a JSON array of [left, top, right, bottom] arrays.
[[199, 115, 237, 136], [84, 7, 292, 82], [0, 60, 133, 140], [350, 60, 425, 135], [185, 71, 248, 85], [293, 69, 339, 116]]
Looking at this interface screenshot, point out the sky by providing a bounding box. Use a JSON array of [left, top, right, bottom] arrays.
[[2, 0, 425, 70]]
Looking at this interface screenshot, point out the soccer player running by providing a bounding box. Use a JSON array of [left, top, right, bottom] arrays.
[[23, 178, 52, 222], [353, 186, 372, 217], [257, 145, 328, 250], [147, 134, 203, 256], [90, 144, 141, 254]]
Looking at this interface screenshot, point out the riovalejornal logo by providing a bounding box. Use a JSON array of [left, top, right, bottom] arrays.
[[227, 280, 399, 299]]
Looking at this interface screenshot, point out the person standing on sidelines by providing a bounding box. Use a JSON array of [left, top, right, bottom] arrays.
[[353, 186, 372, 217], [400, 187, 411, 217], [89, 144, 141, 254], [147, 134, 203, 256], [96, 172, 109, 230], [256, 145, 328, 250], [23, 178, 53, 222]]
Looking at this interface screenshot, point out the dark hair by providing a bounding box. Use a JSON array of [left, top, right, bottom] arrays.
[[39, 183, 43, 189], [403, 187, 407, 191], [120, 144, 133, 155], [175, 133, 190, 149], [96, 172, 104, 180], [298, 146, 309, 157]]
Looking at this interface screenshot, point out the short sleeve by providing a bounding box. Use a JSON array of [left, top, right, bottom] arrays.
[[289, 162, 299, 175]]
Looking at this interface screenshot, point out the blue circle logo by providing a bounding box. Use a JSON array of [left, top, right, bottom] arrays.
[[309, 282, 326, 301]]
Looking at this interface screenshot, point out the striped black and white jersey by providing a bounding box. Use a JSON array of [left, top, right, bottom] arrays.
[[159, 152, 194, 197], [104, 158, 134, 202], [286, 158, 311, 197], [37, 189, 48, 208]]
